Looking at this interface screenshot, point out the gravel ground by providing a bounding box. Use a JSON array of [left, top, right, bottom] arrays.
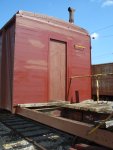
[[0, 122, 36, 150]]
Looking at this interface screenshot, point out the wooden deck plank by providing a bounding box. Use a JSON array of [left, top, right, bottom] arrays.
[[64, 100, 113, 114]]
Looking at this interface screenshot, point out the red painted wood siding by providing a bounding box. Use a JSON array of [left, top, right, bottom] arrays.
[[13, 14, 91, 106], [0, 23, 15, 110], [13, 24, 48, 105], [67, 34, 91, 102], [49, 40, 66, 101], [0, 11, 91, 111]]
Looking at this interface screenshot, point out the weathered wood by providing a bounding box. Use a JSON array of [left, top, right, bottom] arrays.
[[16, 101, 68, 108], [64, 100, 113, 114], [16, 107, 113, 149], [35, 106, 61, 111]]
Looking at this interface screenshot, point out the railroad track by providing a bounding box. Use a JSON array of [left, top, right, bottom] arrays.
[[0, 110, 74, 150], [0, 110, 111, 150]]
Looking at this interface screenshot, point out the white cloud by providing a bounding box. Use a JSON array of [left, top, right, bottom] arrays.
[[102, 0, 113, 7], [91, 33, 99, 39]]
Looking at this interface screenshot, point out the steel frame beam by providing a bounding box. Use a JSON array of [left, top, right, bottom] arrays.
[[16, 107, 113, 149]]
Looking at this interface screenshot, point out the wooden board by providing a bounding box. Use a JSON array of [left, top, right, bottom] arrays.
[[64, 99, 113, 114]]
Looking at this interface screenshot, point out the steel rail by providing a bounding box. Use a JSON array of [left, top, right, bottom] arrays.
[[0, 118, 47, 150]]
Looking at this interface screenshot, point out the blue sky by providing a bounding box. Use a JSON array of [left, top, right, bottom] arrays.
[[0, 0, 113, 64]]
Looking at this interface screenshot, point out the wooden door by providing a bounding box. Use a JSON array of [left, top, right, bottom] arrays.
[[49, 40, 66, 101]]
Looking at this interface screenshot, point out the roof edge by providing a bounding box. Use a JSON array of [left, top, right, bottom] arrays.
[[16, 10, 89, 36], [0, 10, 90, 36]]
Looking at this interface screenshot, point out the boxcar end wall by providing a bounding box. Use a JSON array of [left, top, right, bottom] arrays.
[[0, 11, 91, 112]]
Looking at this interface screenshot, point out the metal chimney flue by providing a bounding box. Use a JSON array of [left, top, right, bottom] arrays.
[[68, 7, 75, 23]]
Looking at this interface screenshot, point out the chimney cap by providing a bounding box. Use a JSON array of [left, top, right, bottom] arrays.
[[68, 7, 75, 12]]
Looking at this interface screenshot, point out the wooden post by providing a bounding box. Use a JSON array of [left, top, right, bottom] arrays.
[[75, 90, 79, 103], [96, 77, 99, 103]]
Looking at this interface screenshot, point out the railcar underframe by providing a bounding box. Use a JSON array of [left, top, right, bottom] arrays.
[[15, 100, 113, 149]]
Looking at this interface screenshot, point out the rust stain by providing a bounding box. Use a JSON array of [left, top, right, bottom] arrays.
[[29, 39, 45, 48]]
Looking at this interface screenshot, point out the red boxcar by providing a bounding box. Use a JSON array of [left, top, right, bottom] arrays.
[[92, 63, 113, 99], [0, 10, 91, 112]]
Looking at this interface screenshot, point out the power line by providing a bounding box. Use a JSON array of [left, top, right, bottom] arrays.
[[91, 24, 113, 34], [91, 34, 113, 39], [101, 34, 113, 38]]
